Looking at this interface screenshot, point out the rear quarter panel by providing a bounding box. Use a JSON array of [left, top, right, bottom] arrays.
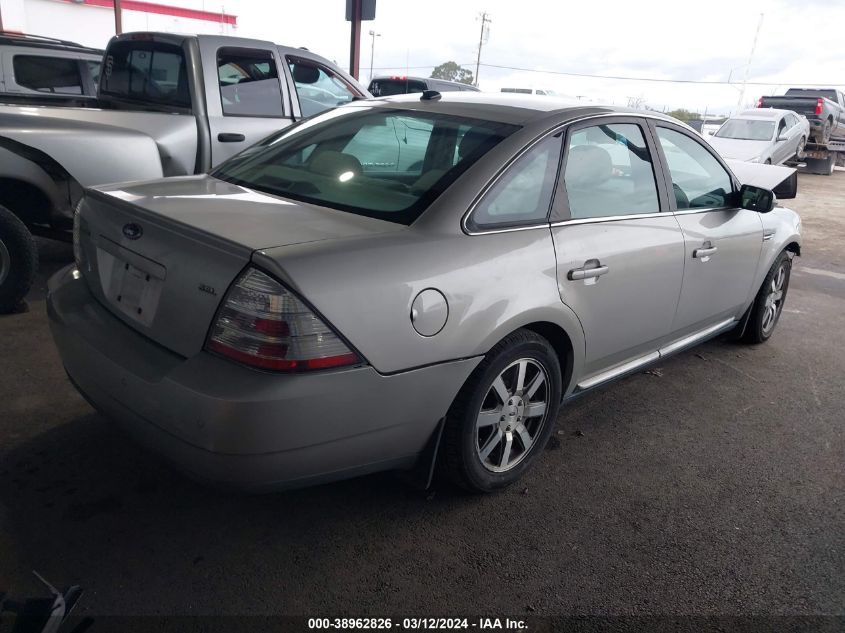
[[257, 226, 586, 385]]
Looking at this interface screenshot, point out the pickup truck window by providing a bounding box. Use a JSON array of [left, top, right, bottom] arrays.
[[217, 48, 284, 117], [213, 107, 518, 225], [101, 41, 190, 109], [13, 55, 83, 94], [287, 57, 359, 118], [785, 88, 837, 101]]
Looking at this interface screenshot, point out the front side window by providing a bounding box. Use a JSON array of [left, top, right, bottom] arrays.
[[217, 48, 283, 117], [469, 133, 562, 230], [13, 55, 82, 94], [213, 107, 518, 225], [657, 127, 733, 209], [101, 41, 190, 108], [563, 123, 659, 219], [288, 58, 358, 118]]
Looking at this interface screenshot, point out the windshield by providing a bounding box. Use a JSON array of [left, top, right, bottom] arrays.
[[715, 119, 775, 141], [213, 107, 518, 225]]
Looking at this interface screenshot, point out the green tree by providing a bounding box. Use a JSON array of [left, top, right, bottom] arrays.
[[430, 61, 475, 86], [666, 108, 701, 122]]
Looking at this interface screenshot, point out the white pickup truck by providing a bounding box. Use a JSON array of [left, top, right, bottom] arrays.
[[0, 31, 370, 312]]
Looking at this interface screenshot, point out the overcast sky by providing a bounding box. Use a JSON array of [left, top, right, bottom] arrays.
[[202, 0, 843, 115]]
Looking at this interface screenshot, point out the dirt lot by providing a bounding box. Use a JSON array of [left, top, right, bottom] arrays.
[[1, 172, 843, 621]]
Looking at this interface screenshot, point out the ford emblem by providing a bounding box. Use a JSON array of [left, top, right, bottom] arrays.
[[122, 223, 143, 240]]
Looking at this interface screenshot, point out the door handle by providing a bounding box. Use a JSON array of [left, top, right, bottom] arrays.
[[693, 246, 718, 259], [218, 133, 246, 143], [568, 261, 609, 281]]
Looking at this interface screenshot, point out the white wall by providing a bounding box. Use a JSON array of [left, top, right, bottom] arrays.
[[2, 0, 235, 50]]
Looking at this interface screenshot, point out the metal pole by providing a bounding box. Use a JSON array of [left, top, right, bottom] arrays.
[[474, 12, 490, 87], [114, 0, 123, 34], [737, 12, 764, 113], [369, 30, 380, 84], [349, 0, 362, 79]]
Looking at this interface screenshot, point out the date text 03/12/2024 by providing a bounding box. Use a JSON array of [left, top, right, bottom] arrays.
[[307, 618, 528, 630]]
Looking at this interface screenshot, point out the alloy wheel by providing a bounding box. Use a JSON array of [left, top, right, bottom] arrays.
[[762, 263, 787, 335], [475, 358, 549, 473]]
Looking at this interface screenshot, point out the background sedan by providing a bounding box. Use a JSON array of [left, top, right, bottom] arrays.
[[708, 108, 809, 164]]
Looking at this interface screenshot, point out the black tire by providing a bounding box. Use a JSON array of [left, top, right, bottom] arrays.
[[441, 329, 562, 492], [815, 119, 831, 145], [795, 136, 807, 161], [0, 205, 37, 314], [741, 251, 791, 344]]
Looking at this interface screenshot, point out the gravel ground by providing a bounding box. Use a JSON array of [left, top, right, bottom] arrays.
[[0, 172, 843, 622]]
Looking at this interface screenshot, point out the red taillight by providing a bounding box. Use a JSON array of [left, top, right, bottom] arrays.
[[757, 97, 763, 108], [205, 268, 360, 372], [815, 98, 823, 116]]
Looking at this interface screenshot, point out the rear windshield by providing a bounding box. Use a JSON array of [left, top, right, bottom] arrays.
[[100, 41, 190, 109], [369, 79, 427, 96], [784, 89, 836, 100], [715, 119, 775, 141], [213, 107, 518, 225]]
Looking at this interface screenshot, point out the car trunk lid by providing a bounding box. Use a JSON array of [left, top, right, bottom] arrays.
[[77, 175, 401, 358]]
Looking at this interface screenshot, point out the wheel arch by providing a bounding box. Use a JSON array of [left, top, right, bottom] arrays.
[[521, 321, 575, 397], [0, 177, 54, 226], [785, 241, 801, 257]]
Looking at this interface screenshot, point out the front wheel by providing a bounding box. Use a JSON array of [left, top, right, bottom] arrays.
[[742, 251, 792, 344], [795, 136, 807, 161], [441, 329, 562, 492], [0, 205, 37, 314]]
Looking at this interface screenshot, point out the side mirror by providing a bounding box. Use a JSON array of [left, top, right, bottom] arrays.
[[739, 184, 775, 213], [777, 133, 789, 142]]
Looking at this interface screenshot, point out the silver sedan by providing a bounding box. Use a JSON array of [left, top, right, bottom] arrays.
[[48, 94, 802, 492], [708, 108, 810, 165]]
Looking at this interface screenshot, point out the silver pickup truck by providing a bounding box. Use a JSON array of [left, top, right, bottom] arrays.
[[0, 31, 369, 312]]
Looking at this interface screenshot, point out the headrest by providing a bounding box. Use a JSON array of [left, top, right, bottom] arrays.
[[309, 151, 363, 179], [458, 128, 497, 161], [291, 63, 320, 84], [565, 145, 612, 188]]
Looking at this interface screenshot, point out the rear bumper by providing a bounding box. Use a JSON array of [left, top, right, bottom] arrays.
[[47, 265, 479, 491]]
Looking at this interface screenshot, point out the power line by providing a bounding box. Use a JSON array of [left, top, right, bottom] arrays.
[[371, 61, 841, 87]]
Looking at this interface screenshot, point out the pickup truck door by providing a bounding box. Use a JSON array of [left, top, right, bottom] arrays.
[[198, 38, 293, 167], [650, 122, 763, 338]]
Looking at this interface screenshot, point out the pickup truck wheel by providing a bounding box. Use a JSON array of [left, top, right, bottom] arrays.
[[742, 251, 791, 344], [0, 205, 37, 314], [815, 120, 831, 145]]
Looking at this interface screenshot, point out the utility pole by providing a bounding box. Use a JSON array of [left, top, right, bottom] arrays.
[[474, 11, 491, 87], [114, 0, 123, 34], [737, 12, 764, 113], [348, 0, 362, 79], [368, 30, 381, 83]]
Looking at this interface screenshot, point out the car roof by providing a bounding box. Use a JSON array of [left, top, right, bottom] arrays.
[[733, 108, 790, 120], [0, 32, 103, 55], [366, 91, 683, 126]]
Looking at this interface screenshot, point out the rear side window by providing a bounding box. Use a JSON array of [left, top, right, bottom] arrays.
[[370, 79, 427, 96], [87, 60, 102, 86], [101, 41, 190, 108], [656, 127, 733, 209], [217, 48, 283, 117], [13, 55, 83, 94], [288, 57, 358, 118], [563, 123, 659, 219], [470, 133, 562, 230]]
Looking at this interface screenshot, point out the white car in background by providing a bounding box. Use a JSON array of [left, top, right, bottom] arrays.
[[708, 109, 809, 165]]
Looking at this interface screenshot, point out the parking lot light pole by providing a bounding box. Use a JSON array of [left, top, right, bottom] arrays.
[[369, 30, 381, 84]]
